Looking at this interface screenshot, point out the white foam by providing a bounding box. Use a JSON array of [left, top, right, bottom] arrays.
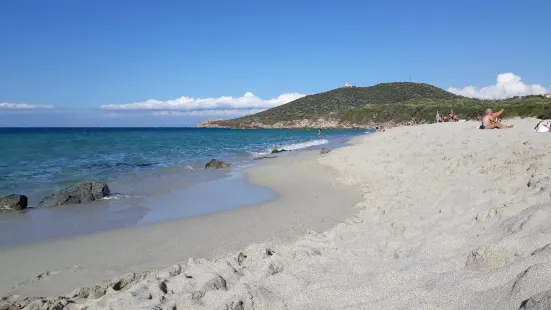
[[277, 139, 329, 151], [251, 139, 329, 157], [102, 194, 131, 200]]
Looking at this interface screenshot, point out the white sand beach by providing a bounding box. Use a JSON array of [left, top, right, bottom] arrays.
[[3, 118, 551, 309]]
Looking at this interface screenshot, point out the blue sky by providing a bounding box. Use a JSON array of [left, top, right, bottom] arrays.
[[1, 0, 550, 126]]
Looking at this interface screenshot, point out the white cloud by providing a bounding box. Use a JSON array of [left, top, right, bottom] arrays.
[[152, 109, 265, 117], [448, 73, 548, 99], [100, 92, 305, 111], [0, 103, 54, 110]]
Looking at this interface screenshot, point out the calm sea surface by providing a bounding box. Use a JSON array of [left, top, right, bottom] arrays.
[[0, 128, 367, 203], [0, 127, 371, 248]]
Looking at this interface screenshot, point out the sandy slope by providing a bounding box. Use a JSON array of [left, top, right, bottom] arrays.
[[4, 118, 551, 309]]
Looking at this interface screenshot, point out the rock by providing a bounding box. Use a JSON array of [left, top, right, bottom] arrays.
[[520, 289, 551, 309], [253, 156, 277, 160], [0, 194, 28, 211], [271, 148, 287, 154], [38, 181, 110, 208], [320, 148, 332, 154], [205, 159, 231, 169]]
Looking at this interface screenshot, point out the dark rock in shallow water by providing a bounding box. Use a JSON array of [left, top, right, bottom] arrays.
[[320, 148, 332, 154], [271, 148, 287, 154], [38, 181, 110, 208], [0, 194, 28, 211], [205, 159, 231, 169]]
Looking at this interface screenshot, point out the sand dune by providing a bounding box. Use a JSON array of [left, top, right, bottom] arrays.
[[3, 118, 551, 309]]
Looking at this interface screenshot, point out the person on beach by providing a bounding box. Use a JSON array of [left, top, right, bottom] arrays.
[[449, 110, 458, 122], [318, 129, 322, 137], [479, 108, 513, 129]]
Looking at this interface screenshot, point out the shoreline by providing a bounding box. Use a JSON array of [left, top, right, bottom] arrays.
[[0, 149, 363, 299], [3, 117, 551, 308], [0, 127, 366, 208], [0, 130, 366, 250]]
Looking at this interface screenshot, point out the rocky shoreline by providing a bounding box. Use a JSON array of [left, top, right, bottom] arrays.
[[0, 158, 245, 213], [196, 118, 368, 129], [197, 118, 425, 130], [0, 181, 111, 212]]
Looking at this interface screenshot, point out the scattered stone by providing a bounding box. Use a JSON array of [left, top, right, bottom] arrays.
[[205, 159, 232, 169], [271, 149, 287, 154], [253, 156, 277, 160], [320, 148, 332, 155], [38, 181, 110, 208], [0, 194, 28, 211]]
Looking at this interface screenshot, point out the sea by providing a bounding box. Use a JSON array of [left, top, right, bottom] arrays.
[[0, 127, 369, 248]]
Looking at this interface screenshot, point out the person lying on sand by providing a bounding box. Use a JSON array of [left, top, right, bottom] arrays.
[[479, 108, 513, 129]]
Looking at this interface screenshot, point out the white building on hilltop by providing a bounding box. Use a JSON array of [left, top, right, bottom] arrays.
[[344, 82, 353, 88], [546, 94, 551, 98]]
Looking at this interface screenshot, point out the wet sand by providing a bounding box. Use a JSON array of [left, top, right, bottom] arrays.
[[0, 171, 277, 250], [0, 151, 362, 298]]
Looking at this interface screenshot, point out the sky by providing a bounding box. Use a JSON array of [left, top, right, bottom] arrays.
[[1, 0, 550, 127]]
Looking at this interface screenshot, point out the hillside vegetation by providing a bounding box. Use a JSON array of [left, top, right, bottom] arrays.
[[198, 82, 551, 128]]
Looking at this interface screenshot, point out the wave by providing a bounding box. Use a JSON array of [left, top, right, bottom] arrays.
[[102, 193, 132, 200], [250, 139, 329, 157]]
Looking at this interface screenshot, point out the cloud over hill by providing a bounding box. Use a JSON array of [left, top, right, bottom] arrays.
[[448, 73, 548, 99]]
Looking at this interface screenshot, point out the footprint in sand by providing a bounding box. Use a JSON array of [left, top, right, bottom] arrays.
[[36, 270, 60, 281]]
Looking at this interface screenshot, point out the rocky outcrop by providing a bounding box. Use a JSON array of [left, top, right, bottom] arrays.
[[205, 159, 232, 169], [320, 148, 332, 154], [271, 149, 287, 154], [0, 194, 28, 211], [197, 118, 369, 129], [37, 181, 110, 208], [197, 119, 227, 128]]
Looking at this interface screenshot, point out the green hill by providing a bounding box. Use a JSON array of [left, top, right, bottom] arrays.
[[198, 82, 551, 128]]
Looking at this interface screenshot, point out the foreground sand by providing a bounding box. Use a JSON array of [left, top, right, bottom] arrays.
[[4, 117, 551, 309]]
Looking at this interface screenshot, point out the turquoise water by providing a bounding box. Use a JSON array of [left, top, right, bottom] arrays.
[[0, 128, 367, 203]]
